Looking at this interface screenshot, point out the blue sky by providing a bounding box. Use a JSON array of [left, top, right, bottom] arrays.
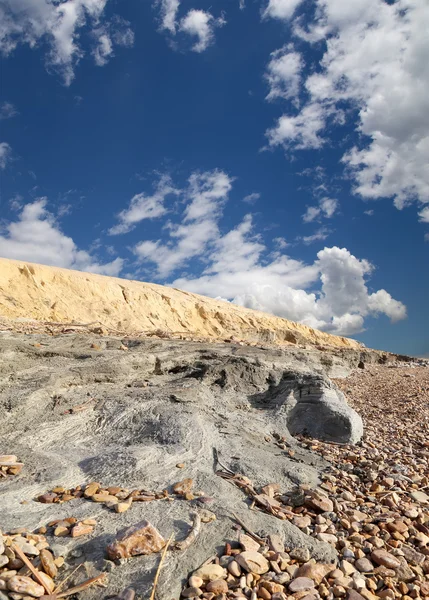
[[1, 0, 428, 356]]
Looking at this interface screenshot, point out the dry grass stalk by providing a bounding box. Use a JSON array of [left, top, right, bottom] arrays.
[[56, 573, 108, 598], [149, 533, 174, 600]]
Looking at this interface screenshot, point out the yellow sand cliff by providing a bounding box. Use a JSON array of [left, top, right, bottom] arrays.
[[0, 257, 361, 348]]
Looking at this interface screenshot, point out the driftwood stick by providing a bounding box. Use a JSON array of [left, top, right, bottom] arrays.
[[214, 448, 235, 475], [12, 543, 51, 595], [149, 534, 174, 600], [174, 513, 201, 551], [56, 573, 107, 598], [232, 513, 265, 544]]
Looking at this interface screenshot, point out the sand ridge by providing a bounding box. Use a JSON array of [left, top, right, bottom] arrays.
[[0, 258, 361, 349]]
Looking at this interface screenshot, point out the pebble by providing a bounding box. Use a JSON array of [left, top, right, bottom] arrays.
[[288, 577, 315, 592], [236, 551, 270, 575], [354, 558, 373, 573], [206, 579, 228, 594], [193, 564, 226, 582], [370, 549, 401, 569], [106, 520, 166, 560], [7, 576, 45, 597]]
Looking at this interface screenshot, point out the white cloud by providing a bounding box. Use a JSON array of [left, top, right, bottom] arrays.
[[180, 9, 225, 53], [0, 0, 134, 84], [265, 0, 429, 219], [364, 209, 374, 216], [265, 45, 302, 102], [303, 197, 339, 222], [263, 0, 304, 21], [158, 0, 180, 34], [0, 142, 12, 169], [267, 103, 328, 150], [0, 199, 123, 275], [300, 226, 331, 245], [418, 206, 429, 224], [0, 102, 17, 119], [243, 192, 261, 204], [121, 170, 405, 336], [134, 170, 233, 277], [109, 175, 179, 235]]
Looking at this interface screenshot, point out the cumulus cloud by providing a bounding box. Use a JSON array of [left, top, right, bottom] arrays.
[[122, 170, 405, 336], [265, 0, 429, 219], [0, 102, 17, 119], [0, 199, 123, 275], [0, 142, 12, 169], [0, 0, 134, 84], [92, 17, 134, 67], [303, 197, 339, 223], [180, 9, 225, 53], [109, 175, 179, 235], [265, 45, 302, 102]]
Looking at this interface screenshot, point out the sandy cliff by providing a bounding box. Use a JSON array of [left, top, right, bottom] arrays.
[[0, 257, 361, 349]]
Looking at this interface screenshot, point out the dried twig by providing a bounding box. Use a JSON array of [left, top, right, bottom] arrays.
[[213, 448, 235, 475], [149, 534, 174, 600], [174, 513, 201, 551], [12, 543, 51, 595], [53, 564, 83, 594], [232, 513, 265, 544], [56, 573, 108, 598]]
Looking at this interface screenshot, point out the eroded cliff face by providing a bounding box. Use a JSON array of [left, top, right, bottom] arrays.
[[0, 258, 361, 349]]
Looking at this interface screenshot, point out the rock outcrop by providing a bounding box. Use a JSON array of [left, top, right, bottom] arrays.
[[0, 258, 362, 349]]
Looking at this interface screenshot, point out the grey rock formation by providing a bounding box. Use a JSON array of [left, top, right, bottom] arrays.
[[0, 332, 365, 598]]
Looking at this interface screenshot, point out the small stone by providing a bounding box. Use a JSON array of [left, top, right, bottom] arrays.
[[268, 534, 284, 553], [193, 564, 226, 582], [71, 523, 94, 538], [173, 478, 193, 496], [227, 560, 241, 577], [395, 557, 416, 582], [116, 501, 132, 513], [106, 520, 166, 560], [37, 493, 57, 504], [347, 591, 366, 600], [53, 526, 69, 537], [82, 518, 97, 525], [306, 491, 334, 513], [259, 587, 271, 600], [288, 577, 315, 592], [17, 542, 40, 556], [293, 516, 312, 529], [295, 563, 333, 584], [7, 576, 45, 597], [236, 551, 270, 575], [354, 558, 373, 573], [239, 534, 261, 552], [0, 555, 8, 568], [54, 556, 65, 567], [370, 549, 400, 569], [182, 586, 203, 597], [36, 571, 55, 593], [39, 549, 57, 579], [92, 493, 118, 504], [189, 576, 203, 588], [206, 579, 228, 594], [176, 463, 185, 469], [401, 545, 426, 566], [410, 491, 429, 503], [84, 482, 100, 497]]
